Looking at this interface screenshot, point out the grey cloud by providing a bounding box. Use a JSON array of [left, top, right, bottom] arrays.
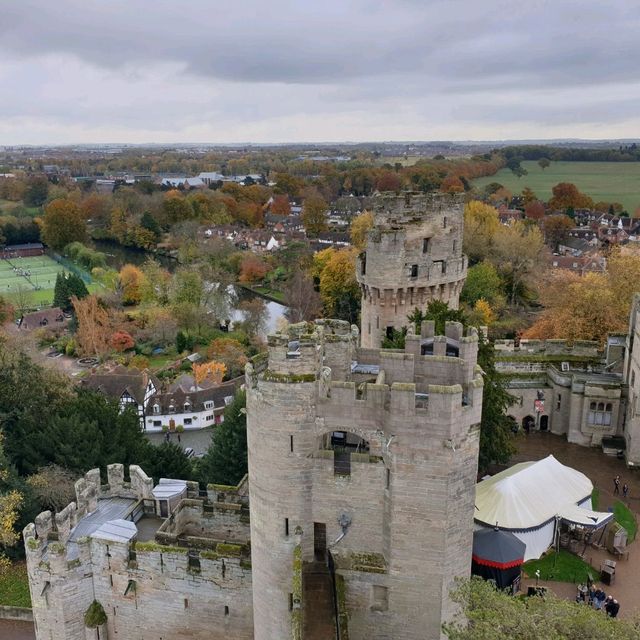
[[1, 0, 639, 143]]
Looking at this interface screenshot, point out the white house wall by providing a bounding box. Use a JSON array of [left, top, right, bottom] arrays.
[[145, 409, 223, 432]]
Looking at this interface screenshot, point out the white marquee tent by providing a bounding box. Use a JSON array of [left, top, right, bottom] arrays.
[[475, 455, 613, 561]]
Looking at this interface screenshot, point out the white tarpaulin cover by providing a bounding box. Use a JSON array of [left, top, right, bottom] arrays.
[[558, 503, 613, 528], [475, 455, 612, 560], [475, 454, 598, 529]]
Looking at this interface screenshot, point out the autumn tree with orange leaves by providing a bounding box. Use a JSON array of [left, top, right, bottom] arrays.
[[72, 295, 112, 355], [192, 361, 226, 387]]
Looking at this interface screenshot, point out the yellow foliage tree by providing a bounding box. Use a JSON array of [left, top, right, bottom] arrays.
[[312, 247, 360, 318], [473, 298, 496, 325], [463, 201, 500, 263], [350, 210, 374, 250], [72, 295, 112, 355], [525, 248, 640, 343], [119, 264, 147, 306], [192, 361, 227, 387], [0, 432, 24, 548]]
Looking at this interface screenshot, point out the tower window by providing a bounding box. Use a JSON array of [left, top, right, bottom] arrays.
[[361, 253, 366, 275], [285, 518, 290, 537], [386, 468, 390, 489], [422, 238, 430, 253], [453, 239, 457, 253], [556, 394, 561, 410], [371, 585, 389, 612], [224, 606, 229, 616], [443, 216, 447, 228], [290, 435, 294, 453], [410, 264, 418, 278]]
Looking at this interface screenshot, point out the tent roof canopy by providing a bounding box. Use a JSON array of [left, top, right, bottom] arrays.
[[475, 455, 609, 531], [472, 528, 526, 569]]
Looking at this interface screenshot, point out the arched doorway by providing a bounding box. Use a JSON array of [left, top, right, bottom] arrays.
[[522, 415, 535, 434], [323, 431, 369, 476]]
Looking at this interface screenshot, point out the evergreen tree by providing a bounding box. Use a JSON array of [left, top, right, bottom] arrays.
[[476, 334, 516, 473], [52, 272, 70, 309], [144, 442, 192, 482], [198, 391, 247, 486], [66, 272, 89, 301], [141, 211, 162, 241]]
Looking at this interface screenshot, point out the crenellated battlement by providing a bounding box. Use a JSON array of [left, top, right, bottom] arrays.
[[370, 191, 465, 228]]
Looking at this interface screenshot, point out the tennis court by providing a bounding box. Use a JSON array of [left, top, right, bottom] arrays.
[[0, 254, 67, 296]]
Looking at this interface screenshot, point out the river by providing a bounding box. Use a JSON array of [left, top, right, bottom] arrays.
[[92, 240, 288, 336]]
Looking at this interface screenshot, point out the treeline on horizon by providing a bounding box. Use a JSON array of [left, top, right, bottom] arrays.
[[499, 143, 640, 162]]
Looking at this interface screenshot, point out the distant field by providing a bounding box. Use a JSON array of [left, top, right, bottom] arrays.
[[0, 254, 97, 308], [473, 161, 640, 212]]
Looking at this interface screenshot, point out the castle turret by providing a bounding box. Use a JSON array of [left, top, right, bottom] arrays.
[[245, 321, 356, 639], [246, 319, 483, 639], [357, 191, 467, 348]]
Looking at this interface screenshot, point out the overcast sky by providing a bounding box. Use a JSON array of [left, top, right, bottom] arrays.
[[1, 0, 638, 144]]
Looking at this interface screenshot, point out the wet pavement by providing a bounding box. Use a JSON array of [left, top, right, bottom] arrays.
[[512, 431, 640, 618], [146, 427, 214, 456]]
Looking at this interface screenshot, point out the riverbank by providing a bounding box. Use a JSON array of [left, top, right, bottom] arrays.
[[236, 283, 286, 305]]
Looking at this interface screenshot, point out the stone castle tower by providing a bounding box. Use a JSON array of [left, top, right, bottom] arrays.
[[357, 191, 467, 348], [246, 317, 483, 639]]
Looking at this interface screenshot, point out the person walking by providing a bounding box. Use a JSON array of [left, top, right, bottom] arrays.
[[614, 475, 621, 495], [623, 483, 629, 499]]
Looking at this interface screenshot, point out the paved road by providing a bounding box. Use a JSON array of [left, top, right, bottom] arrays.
[[0, 620, 35, 640], [146, 427, 214, 456]]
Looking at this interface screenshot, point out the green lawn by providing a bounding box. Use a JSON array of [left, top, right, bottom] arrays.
[[473, 160, 640, 212], [523, 550, 595, 583], [0, 563, 31, 608], [613, 500, 637, 542]]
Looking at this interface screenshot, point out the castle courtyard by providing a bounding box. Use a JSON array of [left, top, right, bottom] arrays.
[[512, 431, 640, 618]]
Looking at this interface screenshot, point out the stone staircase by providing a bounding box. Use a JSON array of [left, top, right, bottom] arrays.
[[302, 561, 337, 640]]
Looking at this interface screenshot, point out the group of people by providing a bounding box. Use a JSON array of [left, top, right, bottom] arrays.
[[613, 475, 630, 499], [578, 584, 621, 618]]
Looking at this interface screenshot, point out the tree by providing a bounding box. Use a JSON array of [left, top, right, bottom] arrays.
[[0, 296, 14, 325], [140, 211, 162, 241], [375, 171, 402, 192], [270, 194, 291, 216], [80, 193, 111, 227], [491, 221, 546, 305], [463, 201, 500, 264], [26, 464, 76, 513], [520, 187, 537, 204], [198, 391, 247, 486], [0, 431, 28, 550], [461, 262, 504, 308], [206, 338, 248, 379], [548, 182, 593, 210], [13, 284, 33, 317], [145, 442, 193, 482], [172, 269, 204, 307], [408, 300, 466, 335], [524, 200, 545, 220], [162, 190, 194, 225], [506, 157, 527, 177], [54, 272, 88, 310], [192, 361, 226, 386], [443, 577, 640, 640], [301, 193, 328, 237], [524, 249, 640, 343], [238, 255, 268, 284], [537, 157, 551, 171], [41, 199, 87, 250], [350, 210, 374, 251], [440, 175, 465, 193], [542, 214, 574, 251], [284, 268, 322, 323], [476, 335, 516, 472], [72, 295, 112, 356], [119, 264, 146, 306], [312, 247, 360, 322], [110, 330, 135, 352], [24, 175, 49, 207]]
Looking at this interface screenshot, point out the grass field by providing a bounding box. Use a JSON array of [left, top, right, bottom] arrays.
[[523, 550, 595, 583], [0, 563, 31, 608], [473, 161, 640, 212], [613, 500, 637, 543]]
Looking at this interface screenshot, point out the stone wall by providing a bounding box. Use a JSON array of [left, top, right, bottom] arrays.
[[357, 192, 467, 348]]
